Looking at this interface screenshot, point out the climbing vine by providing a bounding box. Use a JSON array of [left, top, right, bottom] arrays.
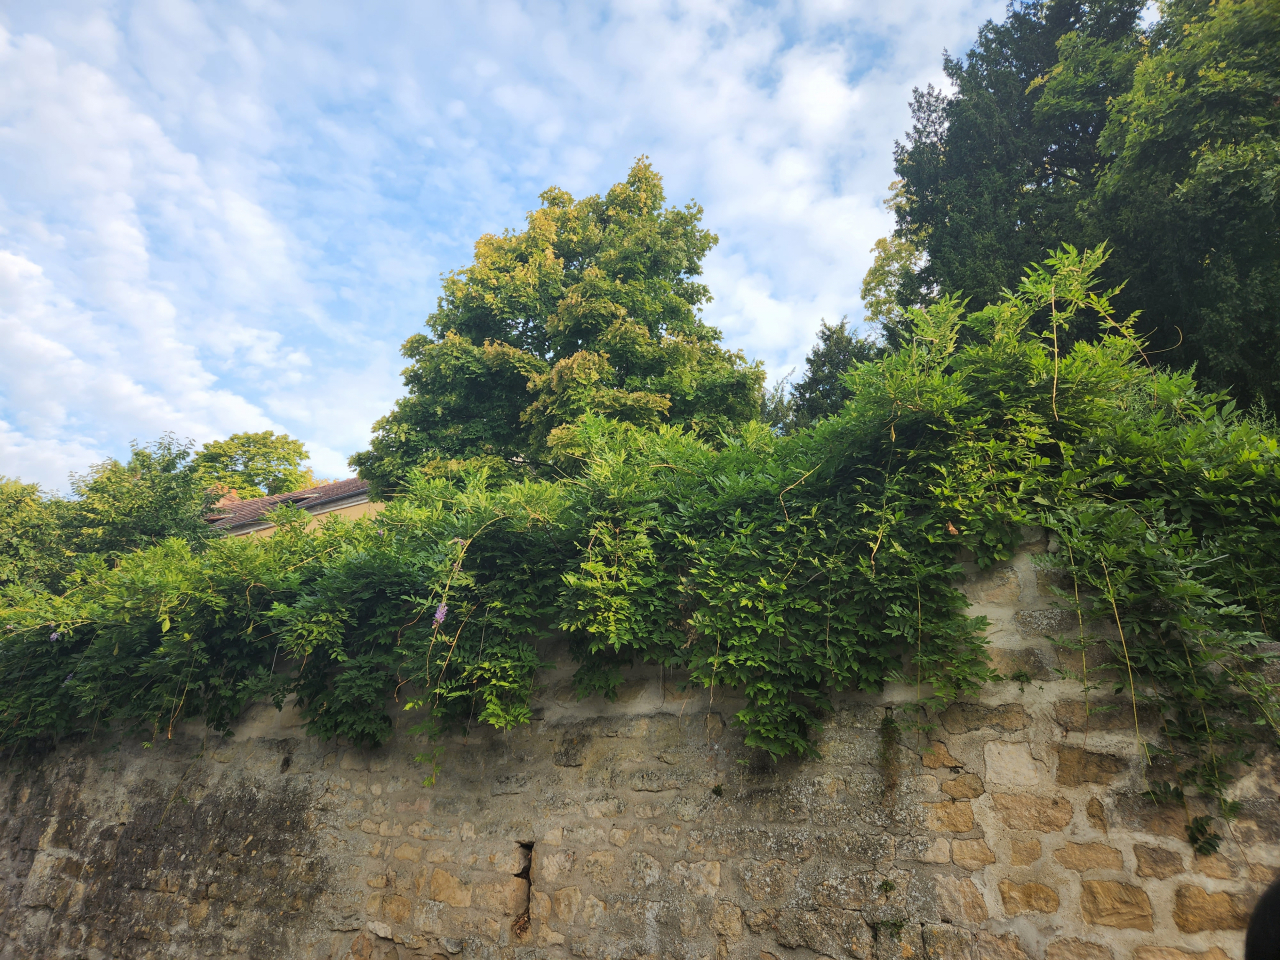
[[2, 247, 1278, 833]]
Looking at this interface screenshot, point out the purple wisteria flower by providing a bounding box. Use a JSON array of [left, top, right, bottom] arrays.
[[433, 603, 448, 627], [49, 631, 61, 642]]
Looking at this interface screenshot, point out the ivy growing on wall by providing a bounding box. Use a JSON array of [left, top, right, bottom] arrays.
[[3, 248, 1278, 830]]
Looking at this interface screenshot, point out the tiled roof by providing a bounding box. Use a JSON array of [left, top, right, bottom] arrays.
[[207, 477, 370, 530]]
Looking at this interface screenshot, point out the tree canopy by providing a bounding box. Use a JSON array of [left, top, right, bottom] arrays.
[[0, 432, 313, 593], [193, 431, 315, 498], [880, 0, 1280, 407], [351, 158, 764, 496]]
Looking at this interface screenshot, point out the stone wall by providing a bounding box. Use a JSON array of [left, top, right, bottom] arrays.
[[1, 531, 1274, 960]]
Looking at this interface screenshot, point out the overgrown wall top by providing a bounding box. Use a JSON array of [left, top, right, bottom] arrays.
[[0, 530, 1272, 960]]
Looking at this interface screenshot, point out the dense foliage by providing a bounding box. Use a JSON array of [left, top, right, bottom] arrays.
[[0, 437, 217, 592], [6, 250, 1277, 835], [882, 0, 1280, 407], [0, 432, 315, 594], [350, 159, 765, 496], [193, 431, 315, 497]]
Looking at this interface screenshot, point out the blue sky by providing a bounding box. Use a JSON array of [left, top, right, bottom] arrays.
[[0, 0, 1007, 490]]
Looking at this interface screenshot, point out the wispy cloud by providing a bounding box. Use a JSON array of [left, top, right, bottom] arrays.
[[0, 0, 1003, 490]]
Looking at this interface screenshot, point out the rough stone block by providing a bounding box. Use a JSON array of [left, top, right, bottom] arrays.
[[922, 741, 962, 770], [553, 886, 581, 923], [774, 908, 870, 960], [872, 919, 923, 960], [629, 852, 661, 888], [988, 647, 1056, 682], [992, 793, 1073, 832], [942, 774, 985, 800], [1014, 608, 1079, 641], [973, 931, 1030, 960], [1132, 949, 1230, 960], [922, 923, 973, 960], [924, 801, 974, 833], [473, 877, 527, 915], [671, 859, 720, 895], [708, 900, 743, 940], [1192, 852, 1235, 879], [1079, 880, 1152, 931], [380, 894, 411, 925], [898, 836, 951, 863], [740, 858, 798, 900], [1086, 797, 1107, 832], [1172, 884, 1250, 933], [934, 876, 988, 923], [952, 839, 995, 871], [997, 879, 1059, 915], [1055, 746, 1128, 786], [940, 703, 1030, 735], [1052, 842, 1122, 872], [962, 564, 1020, 604], [1045, 939, 1112, 960], [427, 869, 470, 908], [1010, 838, 1041, 865], [581, 850, 615, 884], [1053, 700, 1152, 733], [1114, 794, 1201, 838], [984, 742, 1044, 786]]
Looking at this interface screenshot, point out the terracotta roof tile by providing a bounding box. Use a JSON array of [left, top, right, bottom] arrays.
[[207, 477, 370, 530]]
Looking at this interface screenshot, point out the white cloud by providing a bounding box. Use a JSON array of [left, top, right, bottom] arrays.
[[0, 0, 1005, 488]]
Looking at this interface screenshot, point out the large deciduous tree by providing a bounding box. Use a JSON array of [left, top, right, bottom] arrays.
[[193, 430, 315, 498], [351, 159, 764, 496]]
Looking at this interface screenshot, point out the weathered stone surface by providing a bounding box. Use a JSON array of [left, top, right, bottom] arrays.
[[922, 923, 973, 960], [935, 876, 989, 923], [940, 702, 1031, 735], [1052, 842, 1123, 872], [998, 879, 1059, 915], [984, 741, 1044, 786], [1053, 699, 1154, 733], [1015, 608, 1079, 640], [474, 877, 528, 915], [942, 773, 985, 800], [973, 931, 1030, 960], [1080, 880, 1153, 930], [1086, 797, 1107, 832], [1192, 852, 1235, 879], [774, 907, 870, 960], [1114, 794, 1202, 838], [963, 564, 1021, 604], [428, 869, 471, 908], [1132, 949, 1231, 960], [1046, 939, 1113, 960], [989, 647, 1057, 681], [740, 858, 797, 901], [992, 793, 1073, 831], [953, 838, 996, 871], [1172, 884, 1251, 933], [922, 740, 963, 769], [898, 836, 951, 863], [1010, 838, 1041, 865], [924, 801, 975, 833], [1056, 745, 1128, 786], [872, 920, 924, 960], [709, 900, 743, 940]]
